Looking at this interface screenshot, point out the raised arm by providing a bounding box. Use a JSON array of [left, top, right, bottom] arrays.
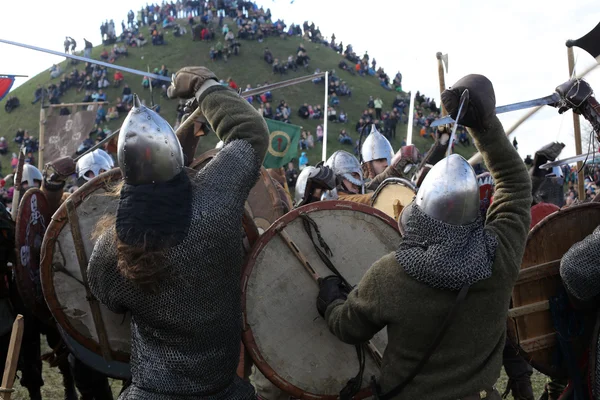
[[441, 75, 532, 277]]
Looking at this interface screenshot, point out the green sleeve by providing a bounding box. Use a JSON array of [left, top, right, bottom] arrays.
[[325, 259, 386, 345], [197, 85, 269, 162], [468, 116, 532, 277]]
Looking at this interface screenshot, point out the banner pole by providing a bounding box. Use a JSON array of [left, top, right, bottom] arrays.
[[406, 90, 416, 146], [322, 71, 329, 162]]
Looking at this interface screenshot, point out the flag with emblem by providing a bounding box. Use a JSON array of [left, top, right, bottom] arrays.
[[262, 118, 302, 169], [0, 76, 16, 102]]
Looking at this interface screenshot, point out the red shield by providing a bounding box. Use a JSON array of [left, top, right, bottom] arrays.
[[15, 188, 52, 322], [477, 172, 494, 213], [529, 202, 560, 230]]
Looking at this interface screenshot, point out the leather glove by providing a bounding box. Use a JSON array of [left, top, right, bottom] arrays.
[[441, 74, 496, 131], [316, 275, 348, 318], [391, 144, 420, 167], [307, 162, 336, 191], [44, 156, 76, 183], [167, 66, 218, 99], [531, 142, 565, 178], [555, 79, 593, 113]]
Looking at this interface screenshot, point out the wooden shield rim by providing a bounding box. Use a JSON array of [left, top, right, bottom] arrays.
[[40, 168, 130, 363], [15, 188, 54, 323], [370, 177, 416, 208], [510, 202, 600, 378], [189, 148, 220, 170], [241, 200, 398, 400]]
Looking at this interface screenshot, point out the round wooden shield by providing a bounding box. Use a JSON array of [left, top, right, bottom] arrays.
[[15, 188, 53, 322], [242, 201, 400, 399], [370, 177, 416, 220], [191, 150, 285, 233], [41, 167, 260, 368], [529, 202, 559, 230], [508, 202, 600, 378], [40, 169, 130, 363]]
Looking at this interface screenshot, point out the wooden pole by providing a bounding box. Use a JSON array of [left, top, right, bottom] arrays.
[[0, 315, 24, 400], [11, 148, 25, 221], [436, 52, 447, 116], [322, 71, 329, 162], [48, 101, 108, 108], [568, 47, 586, 201], [38, 107, 46, 171]]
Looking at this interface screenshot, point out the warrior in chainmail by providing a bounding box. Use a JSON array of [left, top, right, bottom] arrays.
[[316, 75, 532, 399], [87, 66, 268, 399], [560, 224, 600, 399]]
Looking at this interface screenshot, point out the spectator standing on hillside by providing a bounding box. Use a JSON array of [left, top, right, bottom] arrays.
[[374, 96, 383, 119], [84, 38, 93, 58], [63, 37, 70, 53], [69, 37, 77, 54], [286, 162, 299, 191]]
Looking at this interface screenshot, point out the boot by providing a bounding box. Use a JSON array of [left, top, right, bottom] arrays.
[[59, 359, 78, 400]]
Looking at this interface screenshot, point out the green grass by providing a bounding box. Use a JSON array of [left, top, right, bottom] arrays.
[[0, 17, 475, 177], [10, 350, 548, 399]]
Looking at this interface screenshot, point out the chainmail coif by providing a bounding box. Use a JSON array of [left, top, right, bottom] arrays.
[[396, 203, 498, 291], [88, 139, 261, 400], [560, 225, 600, 398]]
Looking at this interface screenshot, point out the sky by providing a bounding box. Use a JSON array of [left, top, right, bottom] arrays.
[[1, 0, 600, 159]]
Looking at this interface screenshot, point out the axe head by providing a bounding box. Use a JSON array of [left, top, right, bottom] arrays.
[[566, 21, 600, 61], [442, 53, 449, 73]]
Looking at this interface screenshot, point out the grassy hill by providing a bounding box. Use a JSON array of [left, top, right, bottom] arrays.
[[0, 17, 476, 177]]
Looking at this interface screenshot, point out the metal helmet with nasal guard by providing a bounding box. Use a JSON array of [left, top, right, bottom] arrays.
[[117, 95, 184, 185], [76, 150, 113, 181], [21, 163, 43, 187], [414, 153, 480, 225], [361, 124, 394, 165], [325, 150, 365, 193]]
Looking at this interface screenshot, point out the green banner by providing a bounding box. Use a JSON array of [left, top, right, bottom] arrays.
[[262, 118, 301, 169]]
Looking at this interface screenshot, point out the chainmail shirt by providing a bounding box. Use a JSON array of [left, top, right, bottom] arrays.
[[396, 203, 498, 291], [88, 139, 261, 400], [560, 225, 600, 397]]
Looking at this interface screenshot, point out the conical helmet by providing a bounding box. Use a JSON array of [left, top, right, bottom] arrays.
[[361, 124, 394, 165], [325, 150, 364, 193], [415, 154, 480, 225], [76, 151, 112, 181], [21, 163, 43, 187], [94, 149, 115, 168], [117, 95, 184, 185]]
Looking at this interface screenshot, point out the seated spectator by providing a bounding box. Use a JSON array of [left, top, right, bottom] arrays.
[[82, 91, 94, 103], [159, 65, 169, 77], [115, 44, 128, 56], [286, 56, 297, 72], [96, 90, 107, 102], [4, 96, 20, 113], [49, 64, 61, 79], [299, 131, 308, 150], [32, 84, 45, 104], [330, 93, 340, 107], [298, 103, 309, 119], [311, 105, 323, 119], [115, 97, 129, 113], [338, 129, 352, 145], [306, 131, 314, 149], [327, 107, 337, 122], [100, 48, 109, 60], [0, 137, 7, 155], [95, 105, 106, 124], [142, 76, 150, 89], [113, 71, 124, 87], [299, 152, 308, 170], [106, 106, 119, 121], [338, 110, 348, 123], [97, 74, 110, 89], [14, 129, 25, 144], [263, 102, 273, 119], [272, 59, 285, 75], [316, 125, 324, 142], [264, 47, 273, 64], [11, 153, 18, 171]]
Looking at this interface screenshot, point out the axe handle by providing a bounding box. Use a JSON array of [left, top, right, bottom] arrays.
[[568, 46, 585, 201], [437, 57, 447, 116]]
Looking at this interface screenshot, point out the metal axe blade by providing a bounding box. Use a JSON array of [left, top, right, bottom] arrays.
[[431, 93, 560, 127]]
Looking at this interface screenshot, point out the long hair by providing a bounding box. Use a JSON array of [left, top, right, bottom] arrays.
[[92, 181, 168, 293]]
